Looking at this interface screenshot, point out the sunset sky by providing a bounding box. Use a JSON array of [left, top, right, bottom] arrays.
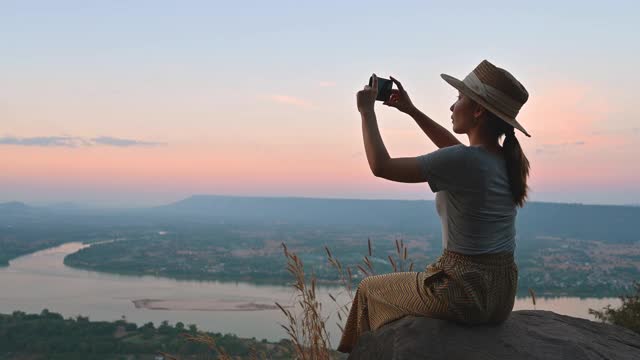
[[2, 1, 639, 206]]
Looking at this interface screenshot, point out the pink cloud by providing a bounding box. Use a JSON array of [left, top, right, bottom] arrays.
[[269, 94, 312, 108], [520, 83, 608, 142], [516, 81, 634, 156], [517, 80, 640, 191]]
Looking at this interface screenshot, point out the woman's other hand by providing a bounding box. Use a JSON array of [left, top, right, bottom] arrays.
[[384, 76, 416, 114], [357, 73, 378, 113]]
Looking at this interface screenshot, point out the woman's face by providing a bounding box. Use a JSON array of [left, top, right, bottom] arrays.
[[450, 91, 479, 134]]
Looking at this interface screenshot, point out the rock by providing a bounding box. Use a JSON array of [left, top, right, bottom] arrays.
[[347, 310, 640, 360]]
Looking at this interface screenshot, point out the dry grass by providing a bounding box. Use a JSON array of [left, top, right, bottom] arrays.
[[161, 332, 267, 360], [278, 237, 414, 359], [528, 288, 537, 309], [276, 243, 333, 360]]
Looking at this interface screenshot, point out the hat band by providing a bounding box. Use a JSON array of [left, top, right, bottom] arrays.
[[463, 72, 521, 118]]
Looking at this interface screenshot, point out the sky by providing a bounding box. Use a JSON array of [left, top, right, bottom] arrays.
[[1, 0, 639, 207]]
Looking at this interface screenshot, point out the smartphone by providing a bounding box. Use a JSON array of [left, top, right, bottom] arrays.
[[369, 75, 393, 102]]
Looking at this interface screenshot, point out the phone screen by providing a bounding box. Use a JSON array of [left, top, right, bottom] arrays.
[[369, 76, 393, 102]]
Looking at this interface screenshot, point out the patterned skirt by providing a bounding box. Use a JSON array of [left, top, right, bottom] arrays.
[[337, 249, 518, 353]]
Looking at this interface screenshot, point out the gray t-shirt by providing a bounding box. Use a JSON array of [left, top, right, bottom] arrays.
[[418, 144, 516, 255]]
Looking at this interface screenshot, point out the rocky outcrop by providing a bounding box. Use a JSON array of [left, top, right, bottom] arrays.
[[347, 310, 640, 360]]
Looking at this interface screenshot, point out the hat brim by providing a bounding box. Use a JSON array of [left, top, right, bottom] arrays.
[[441, 73, 531, 137]]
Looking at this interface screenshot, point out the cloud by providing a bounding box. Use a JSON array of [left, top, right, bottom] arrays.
[[0, 136, 84, 147], [519, 81, 633, 150], [269, 95, 312, 108], [591, 127, 640, 137], [91, 136, 164, 147], [536, 141, 586, 154], [0, 136, 165, 147], [319, 81, 336, 87]]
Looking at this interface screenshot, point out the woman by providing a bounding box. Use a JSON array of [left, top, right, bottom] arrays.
[[338, 60, 531, 353]]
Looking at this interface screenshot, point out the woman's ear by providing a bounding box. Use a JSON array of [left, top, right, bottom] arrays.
[[473, 104, 486, 119]]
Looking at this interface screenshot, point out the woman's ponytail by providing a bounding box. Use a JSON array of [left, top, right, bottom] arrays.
[[502, 127, 530, 207], [488, 111, 530, 207]]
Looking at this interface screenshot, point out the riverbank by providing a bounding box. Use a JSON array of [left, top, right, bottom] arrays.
[[0, 310, 296, 359]]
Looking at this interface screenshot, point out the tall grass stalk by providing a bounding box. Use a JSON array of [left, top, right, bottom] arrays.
[[276, 243, 333, 360], [528, 288, 537, 310], [279, 238, 414, 359]]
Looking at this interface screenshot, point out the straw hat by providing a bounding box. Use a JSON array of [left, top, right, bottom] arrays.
[[441, 60, 531, 137]]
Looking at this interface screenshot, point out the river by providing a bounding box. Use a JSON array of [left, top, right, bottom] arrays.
[[0, 242, 621, 346]]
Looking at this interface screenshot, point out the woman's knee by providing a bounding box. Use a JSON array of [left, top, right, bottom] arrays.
[[357, 275, 374, 293], [357, 274, 385, 294]]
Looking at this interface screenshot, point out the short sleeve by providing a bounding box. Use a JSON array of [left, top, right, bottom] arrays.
[[418, 145, 483, 193]]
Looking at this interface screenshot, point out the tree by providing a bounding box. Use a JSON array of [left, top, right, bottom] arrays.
[[590, 281, 640, 334], [141, 322, 156, 339], [159, 320, 172, 335], [142, 321, 155, 330]]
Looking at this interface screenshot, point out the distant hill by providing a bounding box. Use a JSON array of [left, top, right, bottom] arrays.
[[154, 195, 442, 232], [44, 201, 90, 210], [2, 195, 639, 244], [156, 195, 640, 243], [0, 201, 49, 221], [0, 201, 32, 212], [517, 201, 639, 243]]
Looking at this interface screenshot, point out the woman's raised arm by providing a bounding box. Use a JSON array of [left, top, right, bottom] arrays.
[[357, 76, 429, 183], [385, 77, 461, 149]]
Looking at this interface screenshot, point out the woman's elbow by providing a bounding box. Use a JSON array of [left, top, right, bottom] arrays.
[[371, 165, 386, 178]]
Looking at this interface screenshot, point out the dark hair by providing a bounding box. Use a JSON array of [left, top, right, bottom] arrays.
[[487, 112, 530, 207]]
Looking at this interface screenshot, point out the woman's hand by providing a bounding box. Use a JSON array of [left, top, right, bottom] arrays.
[[383, 76, 416, 114], [357, 73, 378, 113]]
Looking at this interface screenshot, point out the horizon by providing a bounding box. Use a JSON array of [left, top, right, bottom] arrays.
[[2, 1, 639, 206], [3, 193, 639, 209]]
